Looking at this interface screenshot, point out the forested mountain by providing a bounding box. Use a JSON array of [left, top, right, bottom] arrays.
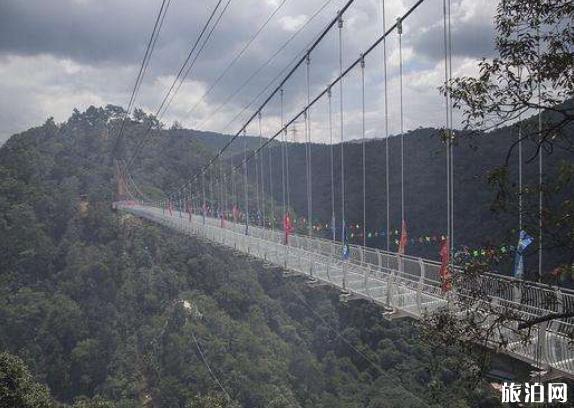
[[252, 103, 573, 281], [0, 106, 531, 407]]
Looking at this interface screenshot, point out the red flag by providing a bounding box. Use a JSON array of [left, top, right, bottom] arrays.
[[232, 205, 239, 223], [283, 212, 293, 245], [398, 219, 408, 255], [439, 238, 452, 292]]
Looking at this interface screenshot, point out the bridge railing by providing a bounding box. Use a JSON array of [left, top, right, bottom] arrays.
[[120, 203, 574, 375], [127, 204, 574, 320]]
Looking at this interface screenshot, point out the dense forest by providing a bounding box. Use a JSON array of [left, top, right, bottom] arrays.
[[243, 103, 573, 280], [0, 106, 512, 407]]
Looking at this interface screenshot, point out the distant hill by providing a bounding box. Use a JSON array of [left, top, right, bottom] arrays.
[[169, 128, 277, 156], [4, 103, 568, 280], [244, 109, 572, 279]]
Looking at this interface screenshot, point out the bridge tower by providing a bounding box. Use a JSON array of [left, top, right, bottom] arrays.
[[113, 159, 128, 204]]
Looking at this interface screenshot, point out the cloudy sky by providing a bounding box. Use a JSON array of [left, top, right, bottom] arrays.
[[0, 0, 499, 144]]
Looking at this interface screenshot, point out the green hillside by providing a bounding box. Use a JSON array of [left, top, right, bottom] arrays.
[[0, 106, 502, 407]]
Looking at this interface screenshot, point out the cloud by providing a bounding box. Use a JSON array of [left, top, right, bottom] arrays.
[[279, 15, 309, 32], [0, 0, 499, 142]]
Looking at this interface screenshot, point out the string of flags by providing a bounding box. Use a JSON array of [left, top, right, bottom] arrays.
[[161, 200, 571, 287], [174, 203, 522, 257]]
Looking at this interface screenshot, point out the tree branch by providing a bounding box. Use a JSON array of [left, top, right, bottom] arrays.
[[517, 312, 574, 330]]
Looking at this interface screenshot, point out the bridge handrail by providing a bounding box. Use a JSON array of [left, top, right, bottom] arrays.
[[119, 203, 574, 318]]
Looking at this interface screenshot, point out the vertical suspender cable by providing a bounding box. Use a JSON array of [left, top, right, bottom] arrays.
[[225, 167, 230, 222], [258, 111, 266, 227], [268, 127, 275, 230], [285, 107, 291, 213], [381, 0, 390, 253], [448, 0, 454, 256], [191, 181, 194, 217], [280, 89, 287, 222], [223, 163, 226, 220], [397, 17, 405, 233], [233, 167, 238, 214], [537, 28, 543, 281], [338, 11, 347, 289], [255, 121, 261, 226], [328, 87, 336, 242], [243, 129, 249, 235], [219, 153, 224, 224], [361, 54, 366, 251], [518, 67, 523, 233], [202, 170, 206, 224], [230, 167, 235, 212], [209, 165, 214, 216], [442, 0, 451, 255], [305, 53, 313, 237]]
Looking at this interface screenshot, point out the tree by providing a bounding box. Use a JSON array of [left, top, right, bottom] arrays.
[[171, 121, 184, 131], [0, 352, 54, 408], [446, 0, 573, 135], [132, 108, 146, 123], [426, 0, 574, 365]]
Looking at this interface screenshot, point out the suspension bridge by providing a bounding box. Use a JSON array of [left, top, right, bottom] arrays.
[[112, 0, 574, 379]]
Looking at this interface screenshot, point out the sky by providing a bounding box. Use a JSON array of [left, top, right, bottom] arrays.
[[0, 0, 499, 145]]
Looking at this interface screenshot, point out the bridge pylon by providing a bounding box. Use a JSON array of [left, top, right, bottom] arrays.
[[113, 159, 129, 204]]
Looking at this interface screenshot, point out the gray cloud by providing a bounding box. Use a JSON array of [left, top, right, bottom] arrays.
[[0, 0, 499, 142], [408, 19, 496, 62]]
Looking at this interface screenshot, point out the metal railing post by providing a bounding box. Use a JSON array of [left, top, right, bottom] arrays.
[[416, 258, 425, 315], [537, 320, 550, 366]]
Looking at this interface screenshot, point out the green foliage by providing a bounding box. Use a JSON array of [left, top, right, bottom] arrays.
[[0, 106, 501, 407], [0, 351, 54, 408]]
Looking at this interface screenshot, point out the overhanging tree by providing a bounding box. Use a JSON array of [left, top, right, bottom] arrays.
[[425, 0, 574, 368]]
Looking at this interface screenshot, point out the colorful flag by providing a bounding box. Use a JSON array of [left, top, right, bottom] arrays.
[[283, 212, 293, 245], [439, 237, 452, 292], [513, 230, 534, 278], [398, 219, 408, 255]]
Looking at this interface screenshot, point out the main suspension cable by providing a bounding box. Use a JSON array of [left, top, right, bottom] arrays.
[[187, 0, 290, 121], [166, 0, 358, 197], [113, 0, 171, 160], [166, 0, 428, 210], [125, 0, 231, 171]]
